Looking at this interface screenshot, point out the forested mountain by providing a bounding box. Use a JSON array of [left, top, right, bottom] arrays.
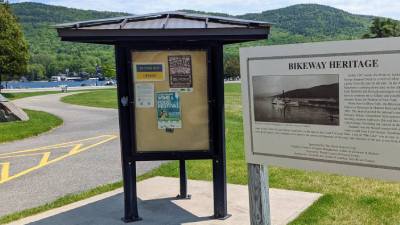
[[11, 2, 129, 24], [9, 2, 128, 80], [240, 4, 371, 38], [8, 2, 377, 80], [224, 4, 373, 60]]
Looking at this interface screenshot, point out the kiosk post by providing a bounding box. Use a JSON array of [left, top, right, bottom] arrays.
[[178, 160, 189, 199], [212, 44, 228, 219], [115, 46, 141, 222]]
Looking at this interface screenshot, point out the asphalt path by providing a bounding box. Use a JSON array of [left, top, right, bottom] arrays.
[[0, 93, 163, 217]]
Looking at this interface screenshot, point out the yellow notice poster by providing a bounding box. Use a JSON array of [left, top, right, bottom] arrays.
[[134, 63, 165, 81]]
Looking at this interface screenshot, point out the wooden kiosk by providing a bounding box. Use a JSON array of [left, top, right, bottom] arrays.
[[56, 12, 270, 222]]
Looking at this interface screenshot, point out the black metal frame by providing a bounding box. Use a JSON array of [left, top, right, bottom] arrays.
[[115, 45, 142, 222], [115, 41, 228, 222]]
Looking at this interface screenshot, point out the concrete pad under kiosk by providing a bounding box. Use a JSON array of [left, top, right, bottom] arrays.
[[8, 177, 321, 225]]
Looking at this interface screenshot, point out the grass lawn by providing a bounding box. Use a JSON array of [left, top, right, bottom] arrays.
[[60, 89, 117, 109], [3, 84, 400, 225], [0, 110, 63, 143], [1, 91, 60, 100]]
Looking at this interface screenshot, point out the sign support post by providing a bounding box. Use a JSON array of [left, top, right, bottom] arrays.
[[212, 44, 229, 219], [115, 46, 141, 222], [248, 163, 270, 225], [177, 160, 190, 199]]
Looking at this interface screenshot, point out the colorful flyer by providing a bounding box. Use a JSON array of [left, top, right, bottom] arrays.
[[168, 55, 193, 92], [156, 92, 182, 129], [134, 63, 165, 81], [135, 83, 154, 108]]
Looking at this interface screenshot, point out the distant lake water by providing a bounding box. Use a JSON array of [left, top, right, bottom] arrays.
[[1, 80, 109, 89], [254, 97, 339, 126]]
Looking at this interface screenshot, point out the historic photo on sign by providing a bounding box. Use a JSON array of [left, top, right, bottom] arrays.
[[168, 55, 193, 90], [253, 74, 339, 125]]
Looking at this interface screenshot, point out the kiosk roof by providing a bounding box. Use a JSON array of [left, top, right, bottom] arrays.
[[56, 11, 271, 44]]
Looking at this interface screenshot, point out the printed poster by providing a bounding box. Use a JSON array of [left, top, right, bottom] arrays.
[[168, 55, 193, 92], [134, 63, 165, 81], [135, 83, 154, 108], [156, 92, 182, 129]]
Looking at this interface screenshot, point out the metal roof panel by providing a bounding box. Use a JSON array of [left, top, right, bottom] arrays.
[[55, 11, 271, 44], [124, 18, 164, 29], [55, 11, 271, 29]]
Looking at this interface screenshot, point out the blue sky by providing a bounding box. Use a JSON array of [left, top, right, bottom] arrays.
[[9, 0, 400, 19]]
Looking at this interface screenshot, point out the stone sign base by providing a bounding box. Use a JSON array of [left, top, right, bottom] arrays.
[[0, 94, 29, 122]]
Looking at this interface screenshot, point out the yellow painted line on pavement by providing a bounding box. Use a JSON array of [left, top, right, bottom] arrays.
[[1, 162, 10, 182], [0, 135, 117, 185], [69, 144, 82, 154], [0, 152, 51, 160], [0, 135, 116, 157], [39, 152, 51, 166]]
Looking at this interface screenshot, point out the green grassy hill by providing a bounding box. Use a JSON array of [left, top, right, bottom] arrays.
[[8, 2, 376, 79]]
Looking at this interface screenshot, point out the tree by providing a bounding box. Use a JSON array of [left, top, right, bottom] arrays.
[[101, 63, 116, 79], [27, 63, 45, 81], [0, 3, 29, 91], [363, 18, 400, 38], [30, 53, 55, 77], [224, 53, 240, 79]]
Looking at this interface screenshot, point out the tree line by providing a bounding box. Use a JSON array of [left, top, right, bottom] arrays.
[[1, 2, 400, 84]]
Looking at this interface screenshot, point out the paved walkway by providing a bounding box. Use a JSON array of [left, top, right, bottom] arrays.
[[0, 93, 163, 217], [7, 177, 322, 225], [2, 86, 115, 93]]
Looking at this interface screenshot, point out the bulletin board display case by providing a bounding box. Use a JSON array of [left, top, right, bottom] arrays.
[[132, 50, 210, 152]]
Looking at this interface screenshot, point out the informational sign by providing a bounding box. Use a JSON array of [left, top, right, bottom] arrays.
[[133, 50, 209, 152], [156, 92, 182, 129], [135, 83, 154, 108], [241, 37, 400, 181], [134, 63, 165, 81], [168, 55, 193, 92]]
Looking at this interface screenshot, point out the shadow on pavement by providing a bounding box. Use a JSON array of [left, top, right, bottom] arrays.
[[28, 194, 212, 225]]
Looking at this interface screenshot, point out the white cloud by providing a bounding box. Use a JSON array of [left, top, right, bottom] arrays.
[[9, 0, 400, 19]]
